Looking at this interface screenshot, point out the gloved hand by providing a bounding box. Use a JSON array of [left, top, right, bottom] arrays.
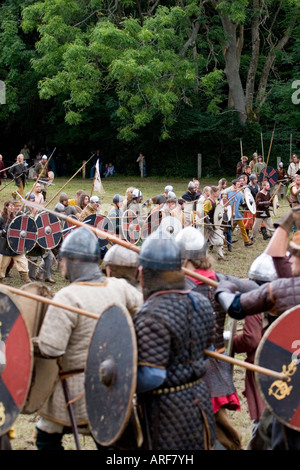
[[292, 206, 300, 230], [214, 280, 238, 299], [274, 209, 294, 233]]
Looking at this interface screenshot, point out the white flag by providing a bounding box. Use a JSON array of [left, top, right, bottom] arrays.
[[93, 159, 105, 194]]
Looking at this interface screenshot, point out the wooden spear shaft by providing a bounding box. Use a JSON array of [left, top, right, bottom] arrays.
[[2, 282, 287, 381], [205, 349, 287, 381], [12, 197, 291, 381], [2, 284, 99, 320], [45, 154, 95, 208]]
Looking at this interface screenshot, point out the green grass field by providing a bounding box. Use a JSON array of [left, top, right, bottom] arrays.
[[3, 174, 289, 450]]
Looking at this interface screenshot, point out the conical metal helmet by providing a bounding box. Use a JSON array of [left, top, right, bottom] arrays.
[[138, 230, 182, 271], [248, 253, 278, 283], [175, 226, 207, 260]]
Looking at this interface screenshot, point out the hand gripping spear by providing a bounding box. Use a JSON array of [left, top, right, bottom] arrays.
[[11, 197, 289, 383]]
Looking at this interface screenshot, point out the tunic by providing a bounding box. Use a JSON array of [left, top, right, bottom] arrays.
[[38, 278, 143, 427]]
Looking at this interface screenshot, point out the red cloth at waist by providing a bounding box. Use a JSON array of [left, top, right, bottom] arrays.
[[211, 392, 241, 414]]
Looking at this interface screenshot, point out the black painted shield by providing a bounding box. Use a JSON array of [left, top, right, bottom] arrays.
[[255, 305, 300, 431], [0, 289, 32, 435], [85, 305, 137, 446]]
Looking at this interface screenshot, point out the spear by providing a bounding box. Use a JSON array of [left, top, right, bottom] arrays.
[[45, 154, 95, 208], [17, 197, 290, 382], [260, 131, 264, 160], [263, 123, 276, 182], [0, 265, 288, 383]]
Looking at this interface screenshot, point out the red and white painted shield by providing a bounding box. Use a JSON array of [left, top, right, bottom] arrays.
[[35, 212, 62, 249], [121, 210, 141, 244], [82, 214, 114, 247], [259, 166, 278, 187], [255, 305, 300, 431], [0, 290, 33, 436], [7, 215, 37, 254], [141, 209, 162, 240]]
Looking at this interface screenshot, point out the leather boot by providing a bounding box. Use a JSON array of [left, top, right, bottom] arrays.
[[20, 272, 31, 284]]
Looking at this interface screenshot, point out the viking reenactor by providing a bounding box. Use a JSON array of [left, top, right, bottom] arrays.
[[202, 186, 226, 260], [235, 253, 278, 451], [32, 182, 45, 206], [215, 208, 300, 449], [287, 154, 300, 179], [236, 155, 248, 177], [175, 226, 258, 450], [287, 174, 300, 209], [249, 152, 258, 172], [226, 179, 253, 247], [59, 192, 78, 217], [0, 200, 30, 283], [9, 154, 28, 198], [181, 181, 200, 203], [108, 194, 124, 237], [251, 180, 275, 241], [126, 188, 143, 214], [102, 244, 142, 292], [34, 227, 143, 450], [68, 189, 85, 210], [34, 155, 49, 200], [78, 195, 100, 222], [253, 155, 266, 180], [276, 162, 288, 199], [219, 191, 233, 251], [134, 231, 216, 450], [121, 186, 135, 211]]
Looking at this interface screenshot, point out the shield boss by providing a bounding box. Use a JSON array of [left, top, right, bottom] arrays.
[[255, 305, 300, 431], [85, 305, 137, 446]]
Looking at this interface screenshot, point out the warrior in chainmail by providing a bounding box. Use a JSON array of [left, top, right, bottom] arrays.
[[175, 226, 258, 450], [134, 231, 216, 450]]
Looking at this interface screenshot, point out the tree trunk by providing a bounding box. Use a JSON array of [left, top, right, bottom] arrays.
[[245, 0, 261, 120], [220, 15, 247, 126]]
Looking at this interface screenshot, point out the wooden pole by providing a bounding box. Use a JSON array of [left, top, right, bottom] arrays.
[[1, 279, 288, 382], [204, 349, 287, 381], [16, 197, 291, 382], [240, 139, 243, 159], [261, 131, 264, 160], [263, 124, 276, 182], [45, 154, 95, 208], [25, 148, 56, 201]]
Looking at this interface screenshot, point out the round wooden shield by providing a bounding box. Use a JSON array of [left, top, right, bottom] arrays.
[[85, 305, 137, 446], [62, 215, 78, 240], [20, 283, 59, 415], [160, 215, 182, 238], [121, 209, 141, 244], [7, 215, 37, 254], [141, 209, 162, 240], [0, 289, 33, 436], [255, 305, 300, 431], [244, 187, 256, 215], [272, 194, 279, 216], [36, 212, 62, 249], [83, 214, 114, 247], [213, 204, 224, 229], [259, 166, 278, 187]]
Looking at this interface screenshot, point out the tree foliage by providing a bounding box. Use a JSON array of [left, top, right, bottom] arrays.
[[0, 0, 299, 175]]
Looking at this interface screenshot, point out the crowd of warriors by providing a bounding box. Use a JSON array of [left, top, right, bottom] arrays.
[[0, 149, 300, 451]]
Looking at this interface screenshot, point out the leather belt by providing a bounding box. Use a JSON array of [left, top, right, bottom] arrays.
[[152, 377, 202, 395]]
